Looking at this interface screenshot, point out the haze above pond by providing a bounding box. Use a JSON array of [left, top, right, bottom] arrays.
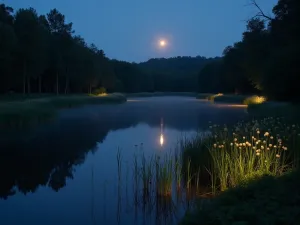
[[0, 97, 247, 225]]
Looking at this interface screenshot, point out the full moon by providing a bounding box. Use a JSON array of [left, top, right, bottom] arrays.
[[159, 39, 166, 47]]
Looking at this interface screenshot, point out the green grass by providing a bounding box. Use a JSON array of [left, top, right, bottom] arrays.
[[180, 118, 300, 224], [180, 169, 300, 225], [108, 115, 300, 224], [141, 153, 153, 192], [0, 93, 127, 128], [156, 154, 173, 197], [197, 93, 262, 105], [182, 118, 300, 193]]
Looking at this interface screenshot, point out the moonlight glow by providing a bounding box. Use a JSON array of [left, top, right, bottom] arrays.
[[159, 39, 167, 47]]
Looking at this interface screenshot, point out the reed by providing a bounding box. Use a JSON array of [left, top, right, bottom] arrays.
[[186, 158, 192, 190], [141, 153, 153, 192], [156, 153, 173, 197], [133, 153, 139, 190], [174, 146, 183, 189], [116, 148, 122, 182]]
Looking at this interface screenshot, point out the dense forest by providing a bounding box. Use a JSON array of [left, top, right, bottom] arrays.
[[199, 0, 300, 102], [1, 0, 299, 100], [0, 4, 214, 94]]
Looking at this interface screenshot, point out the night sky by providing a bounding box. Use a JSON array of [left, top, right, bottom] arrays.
[[4, 0, 277, 62]]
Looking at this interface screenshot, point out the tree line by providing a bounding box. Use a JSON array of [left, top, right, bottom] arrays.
[[0, 4, 215, 95], [198, 0, 300, 102]]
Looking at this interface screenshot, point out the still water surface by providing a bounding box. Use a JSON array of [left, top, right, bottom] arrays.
[[0, 97, 247, 225]]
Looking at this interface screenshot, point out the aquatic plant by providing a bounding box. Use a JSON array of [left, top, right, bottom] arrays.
[[133, 152, 141, 195], [186, 158, 192, 190], [141, 153, 153, 192], [117, 148, 122, 182], [156, 154, 173, 197], [175, 158, 182, 190], [182, 117, 300, 192]]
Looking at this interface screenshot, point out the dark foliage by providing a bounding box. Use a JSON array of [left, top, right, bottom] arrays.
[[198, 0, 300, 101], [0, 4, 214, 95]]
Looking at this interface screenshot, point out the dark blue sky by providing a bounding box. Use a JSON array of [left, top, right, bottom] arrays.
[[5, 0, 277, 62]]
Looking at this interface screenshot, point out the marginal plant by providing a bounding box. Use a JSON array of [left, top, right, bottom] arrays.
[[141, 153, 153, 192], [156, 154, 173, 197], [116, 148, 122, 182]]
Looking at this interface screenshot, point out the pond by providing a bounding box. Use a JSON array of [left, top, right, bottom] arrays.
[[0, 97, 247, 225]]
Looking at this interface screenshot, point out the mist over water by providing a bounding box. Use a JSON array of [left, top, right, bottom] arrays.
[[0, 97, 247, 225]]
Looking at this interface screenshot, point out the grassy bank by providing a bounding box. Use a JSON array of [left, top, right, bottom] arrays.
[[213, 94, 250, 104], [118, 116, 300, 202], [197, 93, 267, 105], [181, 117, 300, 193], [0, 93, 126, 128], [181, 169, 300, 225], [126, 92, 197, 97], [111, 115, 300, 224], [178, 116, 300, 224]]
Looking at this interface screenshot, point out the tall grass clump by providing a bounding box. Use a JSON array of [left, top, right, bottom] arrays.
[[174, 147, 183, 189], [181, 133, 213, 189], [182, 117, 300, 193], [140, 153, 153, 192], [155, 154, 173, 197]]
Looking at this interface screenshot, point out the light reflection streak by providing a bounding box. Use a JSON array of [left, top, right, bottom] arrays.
[[160, 134, 164, 146], [160, 118, 164, 147]]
